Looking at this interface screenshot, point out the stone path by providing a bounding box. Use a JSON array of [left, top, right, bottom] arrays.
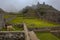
[[29, 31, 39, 40], [23, 23, 30, 40], [23, 23, 39, 40]]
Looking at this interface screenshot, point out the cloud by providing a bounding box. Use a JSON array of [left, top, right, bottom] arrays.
[[0, 0, 60, 12]]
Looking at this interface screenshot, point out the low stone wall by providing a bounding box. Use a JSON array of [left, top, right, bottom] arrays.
[[28, 26, 60, 32], [0, 31, 25, 40]]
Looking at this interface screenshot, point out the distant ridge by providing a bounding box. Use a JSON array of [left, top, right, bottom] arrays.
[[21, 2, 60, 23]]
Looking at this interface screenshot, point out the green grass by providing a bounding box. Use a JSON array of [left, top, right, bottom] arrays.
[[13, 26, 23, 31], [1, 26, 23, 31], [1, 28, 23, 31], [4, 15, 11, 18], [4, 14, 15, 19], [1, 28, 7, 31], [36, 32, 60, 40], [8, 17, 60, 28], [8, 17, 23, 24]]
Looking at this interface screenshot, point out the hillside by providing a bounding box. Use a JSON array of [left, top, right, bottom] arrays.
[[20, 2, 60, 23]]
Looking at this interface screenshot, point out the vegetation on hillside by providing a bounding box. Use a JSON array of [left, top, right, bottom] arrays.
[[8, 16, 60, 28]]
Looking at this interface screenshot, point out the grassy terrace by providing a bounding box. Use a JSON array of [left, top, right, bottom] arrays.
[[4, 14, 13, 18], [8, 17, 60, 28], [1, 27, 23, 31], [1, 25, 23, 31], [36, 32, 60, 40], [4, 15, 60, 40], [13, 25, 23, 31]]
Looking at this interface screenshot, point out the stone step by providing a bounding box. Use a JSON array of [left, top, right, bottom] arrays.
[[29, 31, 39, 40]]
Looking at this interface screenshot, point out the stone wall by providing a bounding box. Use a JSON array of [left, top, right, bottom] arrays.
[[0, 13, 5, 29], [0, 32, 25, 40]]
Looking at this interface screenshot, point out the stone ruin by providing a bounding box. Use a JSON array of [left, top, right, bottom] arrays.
[[0, 23, 39, 40], [0, 32, 25, 40], [0, 13, 5, 30]]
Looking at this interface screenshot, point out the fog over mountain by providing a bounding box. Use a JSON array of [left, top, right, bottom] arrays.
[[0, 0, 60, 12]]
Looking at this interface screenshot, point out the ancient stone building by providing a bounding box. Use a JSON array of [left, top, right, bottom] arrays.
[[0, 8, 5, 29], [35, 2, 60, 23]]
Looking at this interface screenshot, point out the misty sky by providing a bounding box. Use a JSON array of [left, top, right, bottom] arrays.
[[0, 0, 60, 12]]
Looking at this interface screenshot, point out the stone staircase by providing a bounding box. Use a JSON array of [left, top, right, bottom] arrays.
[[23, 23, 39, 40]]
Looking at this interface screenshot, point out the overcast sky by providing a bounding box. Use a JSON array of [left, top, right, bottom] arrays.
[[0, 0, 60, 12]]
